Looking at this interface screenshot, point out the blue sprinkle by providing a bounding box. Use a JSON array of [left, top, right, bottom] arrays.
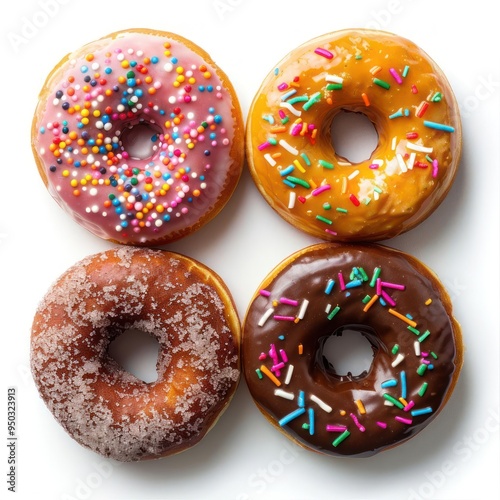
[[278, 408, 306, 427]]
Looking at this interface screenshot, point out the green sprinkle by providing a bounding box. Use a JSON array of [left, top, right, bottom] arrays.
[[392, 344, 399, 355], [432, 92, 442, 102], [430, 351, 438, 360], [281, 116, 290, 125], [383, 394, 405, 409], [286, 176, 310, 189], [373, 186, 383, 194], [402, 65, 410, 78], [326, 83, 343, 90], [302, 423, 310, 430], [418, 330, 431, 343], [319, 159, 334, 169], [418, 382, 429, 397], [256, 368, 263, 379], [327, 305, 341, 320], [408, 326, 420, 336], [268, 137, 278, 146], [303, 91, 322, 110], [370, 267, 381, 287], [316, 215, 333, 225], [417, 364, 428, 376], [355, 53, 363, 60], [323, 202, 332, 210], [301, 153, 311, 166], [373, 78, 391, 90], [332, 430, 351, 447], [288, 95, 309, 105], [336, 207, 348, 213], [362, 295, 372, 304], [358, 267, 369, 281]]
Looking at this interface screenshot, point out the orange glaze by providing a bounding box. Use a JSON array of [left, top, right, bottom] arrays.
[[246, 30, 462, 241]]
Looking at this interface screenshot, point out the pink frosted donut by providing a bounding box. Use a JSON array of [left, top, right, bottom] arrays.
[[32, 29, 244, 246]]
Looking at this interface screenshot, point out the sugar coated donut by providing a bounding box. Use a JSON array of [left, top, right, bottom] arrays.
[[32, 29, 244, 246], [246, 29, 462, 241], [31, 247, 241, 461], [243, 243, 463, 457]]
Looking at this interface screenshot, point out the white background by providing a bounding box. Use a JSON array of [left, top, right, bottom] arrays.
[[1, 0, 499, 499]]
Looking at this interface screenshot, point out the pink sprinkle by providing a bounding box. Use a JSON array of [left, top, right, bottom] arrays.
[[258, 142, 270, 151], [315, 47, 334, 59], [269, 344, 279, 364], [381, 290, 396, 307], [259, 289, 271, 297], [338, 272, 346, 291], [350, 413, 366, 432], [312, 185, 331, 196], [273, 315, 296, 322], [421, 352, 429, 357], [389, 68, 403, 84], [271, 362, 285, 373], [291, 124, 302, 136], [376, 278, 382, 296], [406, 132, 419, 140], [326, 425, 347, 432], [279, 349, 288, 363], [369, 163, 380, 169], [280, 297, 299, 306], [432, 159, 439, 178], [325, 228, 338, 236], [404, 401, 415, 412], [278, 109, 286, 119], [258, 352, 267, 361], [381, 281, 406, 291], [278, 82, 289, 91], [411, 84, 418, 94], [376, 421, 388, 429], [395, 416, 413, 425]]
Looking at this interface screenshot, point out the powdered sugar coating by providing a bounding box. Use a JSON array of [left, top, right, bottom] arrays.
[[31, 247, 240, 461]]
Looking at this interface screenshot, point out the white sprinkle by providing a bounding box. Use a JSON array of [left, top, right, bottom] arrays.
[[310, 395, 333, 413], [279, 140, 299, 155], [391, 353, 405, 367], [280, 101, 302, 117], [407, 141, 433, 153], [284, 364, 294, 385], [391, 136, 397, 150], [274, 389, 295, 400], [325, 74, 343, 83], [288, 192, 296, 209], [414, 341, 421, 357], [264, 154, 277, 166], [396, 153, 408, 173], [297, 300, 309, 320], [325, 304, 332, 314], [407, 152, 416, 170], [258, 308, 275, 327], [348, 169, 360, 180]]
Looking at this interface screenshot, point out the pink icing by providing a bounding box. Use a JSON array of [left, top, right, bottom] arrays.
[[33, 30, 242, 245]]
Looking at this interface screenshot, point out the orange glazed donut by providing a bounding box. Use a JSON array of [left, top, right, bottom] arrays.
[[243, 243, 463, 457], [246, 29, 462, 241], [31, 247, 241, 461], [32, 29, 244, 246]]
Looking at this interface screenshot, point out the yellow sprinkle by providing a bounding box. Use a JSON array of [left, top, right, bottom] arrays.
[[293, 159, 306, 173], [425, 298, 433, 306], [260, 365, 281, 387], [355, 399, 366, 414], [298, 344, 303, 355]]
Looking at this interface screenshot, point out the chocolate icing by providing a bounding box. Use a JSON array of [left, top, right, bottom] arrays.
[[243, 243, 463, 457]]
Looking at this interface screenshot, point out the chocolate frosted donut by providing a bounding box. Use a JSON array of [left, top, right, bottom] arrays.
[[31, 247, 241, 461], [242, 243, 463, 457]]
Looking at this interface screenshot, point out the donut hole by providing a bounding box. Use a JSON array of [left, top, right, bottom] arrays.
[[119, 122, 163, 160], [108, 327, 160, 383], [318, 325, 378, 380], [330, 110, 378, 163]]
